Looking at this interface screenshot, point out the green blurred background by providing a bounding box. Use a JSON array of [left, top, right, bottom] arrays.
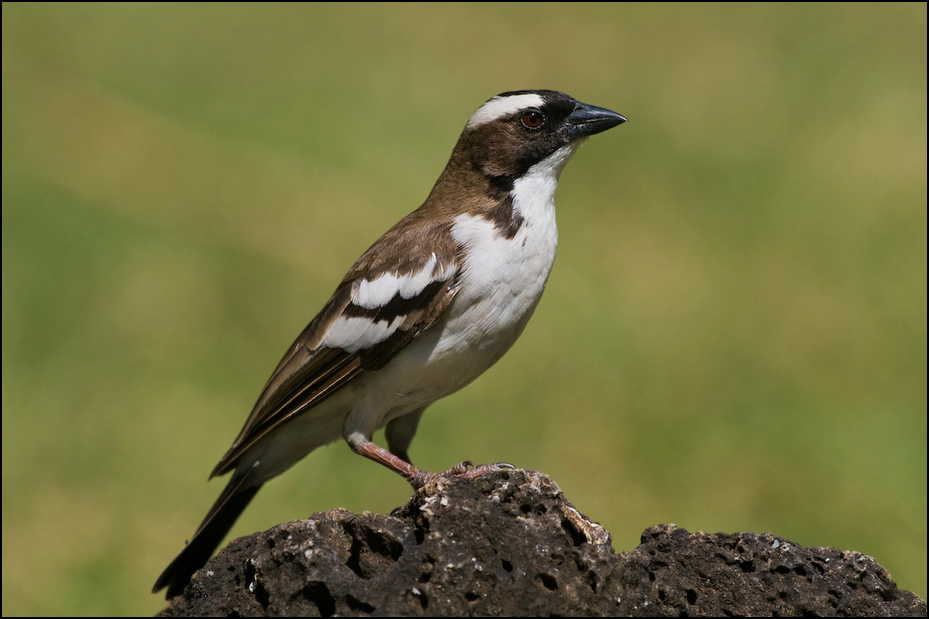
[[3, 3, 925, 615]]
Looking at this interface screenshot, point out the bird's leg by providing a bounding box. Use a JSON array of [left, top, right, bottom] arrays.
[[346, 434, 510, 489], [347, 435, 419, 479]]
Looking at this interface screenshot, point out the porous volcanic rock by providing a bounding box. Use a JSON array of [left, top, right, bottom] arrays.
[[157, 469, 926, 617]]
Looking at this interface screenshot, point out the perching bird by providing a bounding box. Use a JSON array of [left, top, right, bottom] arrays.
[[153, 90, 625, 598]]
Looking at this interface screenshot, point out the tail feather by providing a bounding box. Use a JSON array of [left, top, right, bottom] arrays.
[[152, 474, 262, 598]]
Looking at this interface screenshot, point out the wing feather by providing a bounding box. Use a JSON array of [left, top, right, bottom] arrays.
[[211, 216, 460, 477]]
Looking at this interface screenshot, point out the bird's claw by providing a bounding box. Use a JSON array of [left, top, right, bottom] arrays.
[[410, 461, 515, 488]]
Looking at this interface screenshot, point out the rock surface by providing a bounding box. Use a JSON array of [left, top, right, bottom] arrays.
[[157, 469, 926, 617]]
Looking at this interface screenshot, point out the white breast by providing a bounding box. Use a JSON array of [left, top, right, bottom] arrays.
[[340, 142, 582, 434], [448, 205, 556, 343], [442, 141, 582, 360]]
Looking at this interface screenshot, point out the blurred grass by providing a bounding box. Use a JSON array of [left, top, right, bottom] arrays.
[[2, 3, 925, 615]]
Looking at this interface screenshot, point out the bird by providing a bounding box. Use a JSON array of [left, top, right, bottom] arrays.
[[153, 89, 625, 598]]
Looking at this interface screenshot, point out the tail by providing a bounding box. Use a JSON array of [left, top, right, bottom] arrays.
[[152, 473, 262, 598]]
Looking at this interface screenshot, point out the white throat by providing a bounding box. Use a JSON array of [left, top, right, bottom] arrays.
[[508, 139, 583, 228]]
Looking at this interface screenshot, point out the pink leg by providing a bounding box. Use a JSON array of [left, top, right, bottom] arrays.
[[351, 439, 420, 481]]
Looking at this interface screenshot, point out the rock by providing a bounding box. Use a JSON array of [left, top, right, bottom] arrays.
[[157, 469, 926, 617]]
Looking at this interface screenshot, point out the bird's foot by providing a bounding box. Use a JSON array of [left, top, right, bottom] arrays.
[[411, 461, 515, 488], [347, 436, 515, 489]]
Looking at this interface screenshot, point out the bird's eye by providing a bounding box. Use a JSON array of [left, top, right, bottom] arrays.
[[520, 110, 545, 130]]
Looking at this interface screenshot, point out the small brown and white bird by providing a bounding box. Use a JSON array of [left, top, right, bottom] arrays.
[[153, 90, 625, 597]]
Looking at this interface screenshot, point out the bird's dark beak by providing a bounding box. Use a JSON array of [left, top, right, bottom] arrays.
[[565, 101, 626, 140]]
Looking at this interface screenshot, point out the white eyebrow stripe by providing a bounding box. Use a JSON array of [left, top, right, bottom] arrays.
[[466, 93, 546, 129]]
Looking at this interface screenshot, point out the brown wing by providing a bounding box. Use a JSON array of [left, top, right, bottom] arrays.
[[210, 215, 461, 478]]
